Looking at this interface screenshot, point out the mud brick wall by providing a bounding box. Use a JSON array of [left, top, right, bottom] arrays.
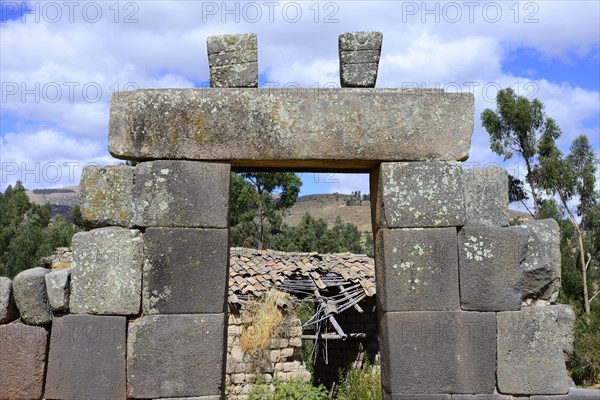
[[225, 305, 311, 399]]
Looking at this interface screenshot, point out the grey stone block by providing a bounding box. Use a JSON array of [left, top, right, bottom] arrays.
[[339, 31, 383, 88], [377, 161, 466, 228], [546, 304, 576, 364], [0, 324, 49, 400], [497, 307, 569, 395], [12, 267, 52, 325], [45, 269, 71, 311], [70, 227, 143, 315], [132, 161, 230, 228], [108, 89, 474, 165], [0, 277, 19, 324], [45, 314, 127, 400], [380, 311, 496, 394], [385, 395, 451, 400], [459, 226, 528, 311], [79, 165, 134, 227], [127, 314, 225, 398], [463, 167, 509, 226], [453, 395, 519, 400], [207, 33, 258, 87], [375, 228, 459, 312], [530, 388, 600, 399], [511, 219, 561, 303], [143, 228, 228, 314]]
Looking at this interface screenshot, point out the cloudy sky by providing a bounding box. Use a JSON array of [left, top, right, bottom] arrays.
[[1, 1, 598, 200]]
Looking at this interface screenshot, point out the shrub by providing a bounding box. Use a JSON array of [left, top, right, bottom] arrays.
[[336, 361, 382, 400], [247, 379, 330, 400]]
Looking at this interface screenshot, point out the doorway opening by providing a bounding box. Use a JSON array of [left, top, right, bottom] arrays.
[[225, 170, 380, 399]]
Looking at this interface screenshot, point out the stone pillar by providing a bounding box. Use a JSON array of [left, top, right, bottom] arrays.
[[207, 33, 258, 88], [127, 160, 231, 400], [374, 161, 496, 397], [339, 31, 383, 88]]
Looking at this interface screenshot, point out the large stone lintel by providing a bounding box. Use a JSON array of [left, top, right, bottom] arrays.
[[109, 89, 474, 165]]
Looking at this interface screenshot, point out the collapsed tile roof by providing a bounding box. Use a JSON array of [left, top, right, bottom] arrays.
[[228, 247, 376, 305]]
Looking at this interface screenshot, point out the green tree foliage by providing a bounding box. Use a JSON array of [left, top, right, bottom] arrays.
[[0, 182, 80, 278], [538, 134, 599, 316], [481, 88, 560, 214], [269, 214, 366, 255], [230, 172, 302, 250]]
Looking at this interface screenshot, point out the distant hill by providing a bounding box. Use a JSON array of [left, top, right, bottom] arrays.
[[284, 193, 372, 233], [26, 186, 80, 219]]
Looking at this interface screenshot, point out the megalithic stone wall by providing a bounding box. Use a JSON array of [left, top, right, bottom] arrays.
[[1, 31, 599, 400]]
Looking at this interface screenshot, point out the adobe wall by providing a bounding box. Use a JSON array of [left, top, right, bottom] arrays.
[[2, 31, 599, 400]]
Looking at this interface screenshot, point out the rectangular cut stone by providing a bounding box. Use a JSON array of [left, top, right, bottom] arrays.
[[530, 388, 600, 399], [339, 32, 382, 87], [463, 167, 509, 226], [377, 161, 466, 228], [0, 324, 48, 400], [380, 311, 496, 394], [108, 89, 474, 166], [45, 315, 127, 400], [207, 33, 258, 88], [132, 161, 230, 228], [0, 277, 19, 324], [510, 219, 561, 303], [459, 226, 528, 311], [70, 227, 143, 315], [127, 314, 225, 399], [143, 228, 228, 314], [375, 228, 459, 312], [79, 165, 134, 227], [385, 395, 451, 400], [497, 308, 569, 395], [453, 395, 519, 400]]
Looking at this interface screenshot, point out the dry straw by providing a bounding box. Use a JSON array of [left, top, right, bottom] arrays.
[[240, 290, 288, 355]]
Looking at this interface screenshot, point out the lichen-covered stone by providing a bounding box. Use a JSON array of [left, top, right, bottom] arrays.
[[45, 314, 127, 400], [207, 33, 258, 88], [497, 307, 569, 395], [70, 227, 143, 315], [511, 219, 561, 303], [547, 304, 576, 364], [132, 161, 230, 228], [143, 228, 228, 314], [79, 165, 133, 227], [463, 167, 509, 226], [127, 314, 225, 398], [45, 269, 71, 311], [376, 228, 459, 312], [0, 324, 49, 400], [377, 161, 466, 228], [0, 277, 19, 324], [339, 31, 383, 87], [108, 89, 474, 165], [12, 267, 52, 325], [380, 311, 496, 394], [459, 226, 528, 311]]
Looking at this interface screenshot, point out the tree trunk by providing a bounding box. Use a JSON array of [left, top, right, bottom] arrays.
[[561, 195, 591, 317], [524, 157, 540, 216]]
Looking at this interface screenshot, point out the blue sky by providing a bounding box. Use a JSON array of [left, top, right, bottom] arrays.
[[1, 1, 598, 203]]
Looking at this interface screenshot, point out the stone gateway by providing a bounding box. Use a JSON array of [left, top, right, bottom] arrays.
[[1, 32, 598, 400]]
